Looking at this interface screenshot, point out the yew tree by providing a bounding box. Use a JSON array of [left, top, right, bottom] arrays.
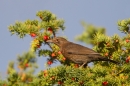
[[1, 10, 130, 86]]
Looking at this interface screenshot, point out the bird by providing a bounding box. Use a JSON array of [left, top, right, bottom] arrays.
[[46, 37, 119, 67]]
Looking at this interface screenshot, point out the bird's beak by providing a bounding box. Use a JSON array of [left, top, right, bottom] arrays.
[[46, 39, 53, 43]]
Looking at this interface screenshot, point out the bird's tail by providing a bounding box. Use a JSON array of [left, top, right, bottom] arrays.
[[107, 59, 120, 64], [98, 56, 120, 64]]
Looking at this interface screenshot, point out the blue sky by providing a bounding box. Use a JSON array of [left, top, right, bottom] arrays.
[[1, 1, 130, 79]]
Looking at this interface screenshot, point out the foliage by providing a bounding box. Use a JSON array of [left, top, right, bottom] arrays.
[[75, 21, 106, 45], [1, 10, 130, 86]]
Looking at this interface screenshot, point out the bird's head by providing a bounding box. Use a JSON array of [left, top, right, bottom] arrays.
[[46, 37, 68, 47]]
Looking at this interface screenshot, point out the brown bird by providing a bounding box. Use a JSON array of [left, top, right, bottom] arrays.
[[46, 37, 119, 67]]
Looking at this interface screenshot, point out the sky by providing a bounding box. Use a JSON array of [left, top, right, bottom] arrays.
[[1, 1, 130, 79]]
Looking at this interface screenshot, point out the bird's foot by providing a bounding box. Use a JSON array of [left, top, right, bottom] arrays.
[[79, 63, 87, 68]]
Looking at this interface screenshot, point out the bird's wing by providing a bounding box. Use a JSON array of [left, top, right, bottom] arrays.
[[64, 42, 100, 55]]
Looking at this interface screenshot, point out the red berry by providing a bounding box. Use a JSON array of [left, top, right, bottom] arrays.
[[126, 59, 129, 63], [30, 33, 36, 37], [58, 51, 62, 54], [3, 84, 6, 86], [115, 39, 119, 42], [102, 81, 108, 86], [48, 28, 53, 33], [47, 61, 52, 65], [71, 77, 75, 81], [104, 53, 108, 56], [62, 57, 66, 61], [127, 56, 130, 60], [37, 45, 41, 48], [58, 81, 63, 85], [126, 39, 129, 43], [51, 53, 56, 57], [52, 76, 55, 79], [79, 81, 84, 85], [44, 73, 48, 77], [25, 63, 29, 67], [50, 76, 55, 80], [43, 70, 47, 73], [43, 70, 48, 77], [43, 35, 49, 41], [106, 43, 110, 47], [74, 64, 79, 68]]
